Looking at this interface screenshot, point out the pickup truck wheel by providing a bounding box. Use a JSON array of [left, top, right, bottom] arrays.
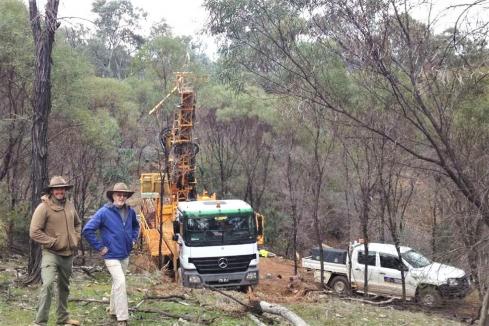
[[330, 276, 350, 295], [417, 287, 442, 307]]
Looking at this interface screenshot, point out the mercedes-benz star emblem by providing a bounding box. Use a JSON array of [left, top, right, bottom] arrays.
[[218, 258, 228, 269]]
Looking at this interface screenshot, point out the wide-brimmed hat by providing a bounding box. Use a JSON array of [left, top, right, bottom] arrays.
[[106, 182, 135, 201], [43, 176, 73, 193]]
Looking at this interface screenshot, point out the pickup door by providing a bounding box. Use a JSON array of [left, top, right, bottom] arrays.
[[377, 253, 417, 298], [351, 250, 380, 292]]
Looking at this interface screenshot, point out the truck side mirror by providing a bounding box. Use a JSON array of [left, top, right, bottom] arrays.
[[173, 220, 180, 234]]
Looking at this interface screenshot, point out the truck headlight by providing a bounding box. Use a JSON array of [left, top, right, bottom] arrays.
[[246, 272, 258, 280], [447, 278, 460, 286], [189, 275, 202, 284]]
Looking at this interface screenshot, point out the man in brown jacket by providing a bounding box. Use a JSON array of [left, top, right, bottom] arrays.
[[30, 176, 81, 326]]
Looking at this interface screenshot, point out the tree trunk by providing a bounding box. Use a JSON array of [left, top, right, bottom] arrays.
[[361, 192, 370, 297], [480, 289, 489, 326], [431, 203, 437, 260], [395, 243, 407, 301], [292, 207, 298, 275], [379, 197, 385, 243], [26, 0, 60, 285]]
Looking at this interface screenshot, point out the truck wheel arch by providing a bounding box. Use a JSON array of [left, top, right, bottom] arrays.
[[416, 285, 442, 307], [329, 275, 350, 295]]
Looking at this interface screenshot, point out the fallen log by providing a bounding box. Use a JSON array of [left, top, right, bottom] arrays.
[[254, 300, 309, 326], [205, 286, 309, 326]]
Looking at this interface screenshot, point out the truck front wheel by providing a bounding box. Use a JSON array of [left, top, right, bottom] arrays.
[[417, 287, 442, 307], [330, 276, 350, 295]]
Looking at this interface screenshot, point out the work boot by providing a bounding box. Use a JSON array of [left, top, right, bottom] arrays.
[[61, 319, 80, 326]]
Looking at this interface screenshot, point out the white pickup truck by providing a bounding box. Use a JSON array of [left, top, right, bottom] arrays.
[[301, 242, 470, 306]]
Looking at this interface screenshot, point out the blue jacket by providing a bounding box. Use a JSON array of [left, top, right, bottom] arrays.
[[82, 203, 140, 259]]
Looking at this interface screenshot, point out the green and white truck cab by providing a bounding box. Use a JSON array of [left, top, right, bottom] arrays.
[[175, 199, 259, 288]]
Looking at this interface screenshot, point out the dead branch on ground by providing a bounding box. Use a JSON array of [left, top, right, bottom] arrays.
[[129, 307, 215, 324], [205, 286, 309, 326], [346, 297, 395, 306], [143, 294, 186, 301], [69, 298, 109, 304]]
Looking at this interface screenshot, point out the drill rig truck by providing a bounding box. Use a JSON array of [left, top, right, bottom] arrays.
[[138, 73, 264, 288]]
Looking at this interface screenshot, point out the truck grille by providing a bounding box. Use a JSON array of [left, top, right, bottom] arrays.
[[439, 275, 470, 297], [189, 254, 256, 274]]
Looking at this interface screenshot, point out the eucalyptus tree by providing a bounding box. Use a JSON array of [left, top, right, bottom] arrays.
[[197, 84, 275, 209], [205, 0, 489, 228], [89, 0, 146, 79], [26, 0, 60, 284], [0, 1, 33, 252], [374, 136, 417, 301], [0, 0, 33, 221], [206, 0, 489, 315], [341, 127, 379, 296]]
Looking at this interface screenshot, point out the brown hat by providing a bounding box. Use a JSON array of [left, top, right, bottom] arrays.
[[106, 182, 135, 201], [44, 176, 73, 193]]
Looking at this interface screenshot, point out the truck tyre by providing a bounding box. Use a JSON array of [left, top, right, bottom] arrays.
[[417, 287, 442, 307], [239, 285, 251, 293], [330, 276, 350, 295]]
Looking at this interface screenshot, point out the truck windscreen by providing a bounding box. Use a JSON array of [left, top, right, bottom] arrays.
[[184, 214, 257, 246], [401, 249, 432, 268]]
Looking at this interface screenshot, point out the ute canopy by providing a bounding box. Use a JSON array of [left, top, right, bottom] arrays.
[[310, 247, 348, 264]]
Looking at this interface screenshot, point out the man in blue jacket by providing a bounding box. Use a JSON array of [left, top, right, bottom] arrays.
[[83, 183, 140, 326]]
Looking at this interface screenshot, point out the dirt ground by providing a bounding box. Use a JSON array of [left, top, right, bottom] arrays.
[[254, 256, 481, 323], [254, 256, 317, 301], [129, 252, 481, 323]]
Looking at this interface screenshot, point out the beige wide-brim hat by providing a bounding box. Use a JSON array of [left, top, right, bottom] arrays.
[[43, 176, 73, 193], [106, 182, 135, 201]]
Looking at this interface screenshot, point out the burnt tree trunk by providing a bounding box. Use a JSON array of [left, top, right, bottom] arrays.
[[481, 288, 489, 326], [361, 195, 369, 297], [26, 0, 60, 285]]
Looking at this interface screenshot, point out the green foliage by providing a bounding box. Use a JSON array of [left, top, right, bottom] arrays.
[[0, 184, 29, 250], [81, 76, 139, 136], [199, 84, 279, 124], [454, 71, 489, 130], [72, 108, 120, 150], [0, 220, 7, 251], [51, 35, 94, 114], [89, 0, 147, 78], [0, 0, 33, 78], [133, 35, 191, 88], [102, 148, 135, 185]]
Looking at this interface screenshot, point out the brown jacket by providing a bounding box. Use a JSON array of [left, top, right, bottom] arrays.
[[29, 195, 81, 256]]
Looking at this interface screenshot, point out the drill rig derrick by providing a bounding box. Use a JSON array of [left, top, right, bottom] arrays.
[[138, 73, 264, 287], [139, 72, 200, 269]]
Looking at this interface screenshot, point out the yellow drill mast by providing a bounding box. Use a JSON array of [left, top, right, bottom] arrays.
[[138, 72, 204, 265]]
